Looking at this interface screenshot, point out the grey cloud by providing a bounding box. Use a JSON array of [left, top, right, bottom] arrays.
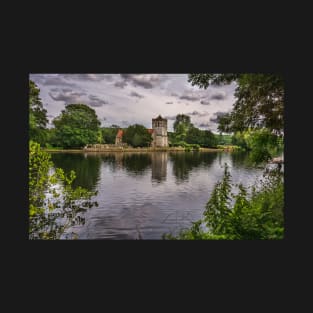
[[130, 91, 144, 99], [187, 111, 210, 117], [88, 94, 108, 107], [165, 102, 173, 104], [49, 90, 86, 103], [179, 89, 210, 102], [48, 88, 87, 107], [61, 74, 112, 82], [120, 74, 161, 89], [198, 122, 213, 128], [43, 77, 76, 87], [114, 81, 127, 88], [209, 111, 228, 123], [180, 95, 200, 101], [171, 92, 178, 97], [210, 92, 226, 100], [200, 100, 211, 105]]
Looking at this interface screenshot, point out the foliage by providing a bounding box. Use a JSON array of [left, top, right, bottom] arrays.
[[101, 127, 119, 144], [29, 80, 48, 145], [172, 114, 193, 142], [29, 141, 97, 239], [164, 163, 284, 240], [188, 74, 284, 134], [173, 114, 192, 132], [171, 125, 217, 148], [215, 133, 232, 145], [231, 129, 283, 163], [123, 124, 153, 147], [52, 104, 101, 148], [170, 115, 218, 148]]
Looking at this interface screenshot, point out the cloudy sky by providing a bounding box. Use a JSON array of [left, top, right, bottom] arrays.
[[29, 74, 237, 132]]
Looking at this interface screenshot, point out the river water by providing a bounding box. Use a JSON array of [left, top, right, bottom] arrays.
[[50, 151, 264, 239]]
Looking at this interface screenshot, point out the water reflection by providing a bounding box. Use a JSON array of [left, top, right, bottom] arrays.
[[169, 151, 218, 184], [151, 152, 167, 183], [230, 151, 256, 168], [122, 153, 151, 176], [51, 153, 101, 191], [49, 151, 263, 239], [99, 152, 167, 182]]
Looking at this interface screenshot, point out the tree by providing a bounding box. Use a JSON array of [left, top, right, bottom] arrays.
[[29, 80, 48, 144], [53, 104, 101, 148], [29, 141, 97, 239], [164, 164, 284, 240], [101, 127, 119, 144], [173, 114, 192, 132], [123, 124, 153, 147], [188, 74, 284, 134], [173, 114, 194, 143]]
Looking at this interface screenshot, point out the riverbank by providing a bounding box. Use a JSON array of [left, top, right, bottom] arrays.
[[43, 147, 224, 153]]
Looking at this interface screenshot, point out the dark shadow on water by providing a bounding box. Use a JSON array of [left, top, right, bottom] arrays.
[[169, 151, 218, 183], [51, 153, 101, 191]]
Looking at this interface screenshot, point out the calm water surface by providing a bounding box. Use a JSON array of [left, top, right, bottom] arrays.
[[51, 151, 264, 239]]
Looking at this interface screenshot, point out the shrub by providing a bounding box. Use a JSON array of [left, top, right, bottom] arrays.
[[29, 141, 97, 239], [164, 164, 284, 240]]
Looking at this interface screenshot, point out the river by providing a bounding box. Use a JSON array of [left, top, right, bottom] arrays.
[[50, 151, 264, 239]]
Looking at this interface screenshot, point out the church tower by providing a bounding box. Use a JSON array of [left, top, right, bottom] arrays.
[[152, 115, 168, 147]]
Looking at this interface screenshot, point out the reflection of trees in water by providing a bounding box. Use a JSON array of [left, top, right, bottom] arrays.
[[230, 151, 254, 168], [100, 153, 151, 175], [100, 154, 119, 172], [170, 152, 218, 183], [51, 153, 101, 191], [101, 152, 168, 182], [121, 153, 152, 175]]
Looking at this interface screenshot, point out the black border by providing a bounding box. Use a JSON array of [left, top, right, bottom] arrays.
[[6, 14, 306, 283]]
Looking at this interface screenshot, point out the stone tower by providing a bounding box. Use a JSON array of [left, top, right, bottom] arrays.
[[152, 115, 168, 147]]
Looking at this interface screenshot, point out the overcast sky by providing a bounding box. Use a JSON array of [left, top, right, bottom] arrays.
[[29, 74, 237, 132]]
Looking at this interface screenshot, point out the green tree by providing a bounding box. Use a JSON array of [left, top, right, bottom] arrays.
[[185, 126, 202, 144], [101, 127, 119, 144], [164, 164, 284, 240], [29, 141, 97, 239], [185, 126, 217, 147], [188, 74, 284, 134], [29, 80, 48, 144], [53, 104, 101, 148], [173, 114, 193, 132], [123, 124, 152, 147]]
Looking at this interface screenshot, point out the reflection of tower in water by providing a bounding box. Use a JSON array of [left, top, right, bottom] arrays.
[[151, 152, 168, 183]]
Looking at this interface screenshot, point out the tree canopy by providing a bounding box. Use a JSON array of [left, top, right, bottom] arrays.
[[100, 127, 119, 144], [53, 104, 101, 148], [188, 74, 284, 134], [123, 124, 153, 147], [29, 80, 48, 144]]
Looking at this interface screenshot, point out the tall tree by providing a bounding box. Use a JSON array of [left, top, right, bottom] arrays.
[[173, 114, 194, 142], [29, 80, 48, 144], [53, 104, 101, 148], [173, 114, 192, 132], [188, 74, 284, 134]]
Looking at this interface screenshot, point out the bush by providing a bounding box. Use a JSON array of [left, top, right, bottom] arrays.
[[164, 164, 284, 240], [29, 141, 97, 239]]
